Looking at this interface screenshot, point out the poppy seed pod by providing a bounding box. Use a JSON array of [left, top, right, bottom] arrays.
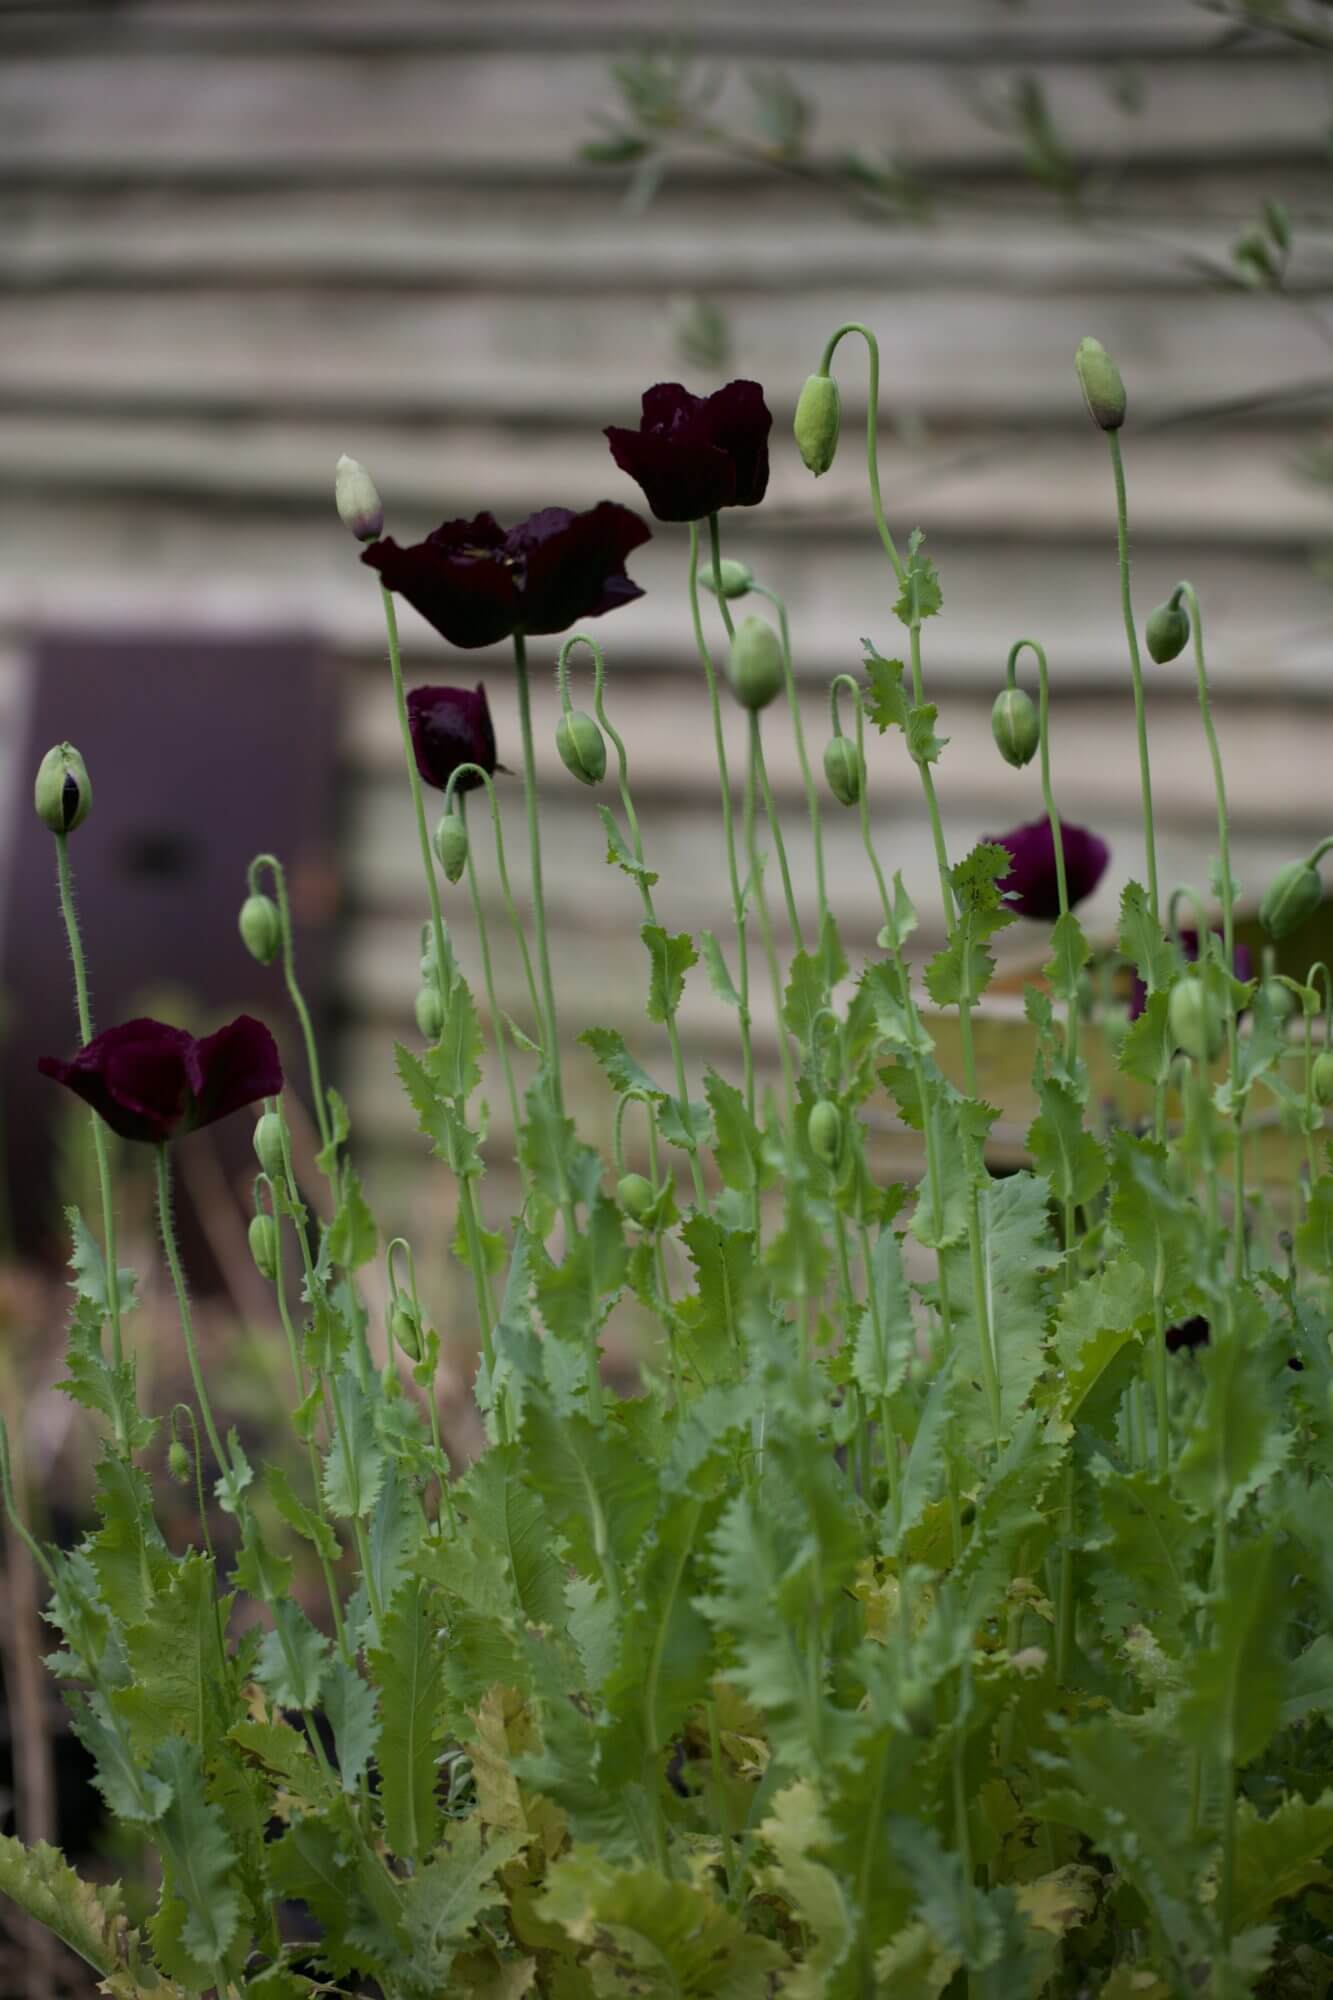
[[1260, 860, 1323, 942], [555, 709, 607, 787], [808, 1098, 843, 1166], [990, 688, 1040, 769], [248, 1212, 279, 1281], [617, 1172, 658, 1225], [1145, 600, 1190, 665], [334, 454, 384, 542], [727, 616, 784, 711], [167, 1439, 191, 1484], [1168, 979, 1224, 1063], [433, 812, 469, 885], [34, 742, 92, 835], [415, 986, 444, 1041], [1074, 337, 1126, 431], [794, 372, 841, 476], [253, 1109, 288, 1183], [239, 894, 283, 967], [823, 736, 864, 807], [701, 557, 754, 600], [389, 1300, 423, 1363], [1313, 1051, 1333, 1107]]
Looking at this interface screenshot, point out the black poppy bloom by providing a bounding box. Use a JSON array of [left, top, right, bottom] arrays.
[[39, 1015, 282, 1145], [407, 683, 498, 794], [1165, 1315, 1209, 1355], [362, 505, 650, 650], [605, 380, 772, 523], [990, 817, 1110, 922]]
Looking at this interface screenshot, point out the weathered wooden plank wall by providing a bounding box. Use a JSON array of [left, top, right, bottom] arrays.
[[0, 0, 1329, 1209]]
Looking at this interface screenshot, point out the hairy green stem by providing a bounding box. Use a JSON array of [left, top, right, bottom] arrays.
[[154, 1145, 227, 1476]]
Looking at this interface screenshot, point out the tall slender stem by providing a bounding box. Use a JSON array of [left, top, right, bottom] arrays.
[[754, 583, 828, 930], [511, 632, 566, 1116], [746, 716, 796, 1126], [459, 793, 523, 1154], [154, 1145, 226, 1475], [248, 852, 331, 1160], [1106, 433, 1160, 927], [378, 588, 451, 1015]]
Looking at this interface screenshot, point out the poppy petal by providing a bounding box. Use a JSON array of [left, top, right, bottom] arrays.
[[362, 535, 520, 650]]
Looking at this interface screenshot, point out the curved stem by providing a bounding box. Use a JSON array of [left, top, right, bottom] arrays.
[[248, 852, 332, 1160], [819, 322, 905, 583], [441, 763, 544, 1043], [154, 1145, 227, 1476], [1106, 433, 1161, 927], [754, 583, 827, 930], [707, 513, 737, 640], [511, 631, 565, 1116], [458, 793, 523, 1154]]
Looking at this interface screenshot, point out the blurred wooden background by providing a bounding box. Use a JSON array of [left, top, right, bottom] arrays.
[[0, 0, 1330, 1222]]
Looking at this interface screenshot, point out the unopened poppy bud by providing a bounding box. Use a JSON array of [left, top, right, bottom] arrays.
[[823, 736, 864, 806], [555, 709, 607, 787], [617, 1172, 657, 1225], [248, 1212, 279, 1281], [34, 743, 92, 834], [167, 1439, 191, 1484], [808, 1098, 843, 1166], [990, 688, 1040, 769], [794, 372, 841, 476], [239, 894, 282, 966], [897, 1677, 934, 1739], [1262, 978, 1296, 1024], [334, 454, 384, 542], [727, 616, 783, 711], [253, 1109, 289, 1182], [1074, 337, 1126, 431], [701, 557, 753, 600], [1145, 601, 1189, 664], [389, 1300, 423, 1363], [1313, 1052, 1333, 1107], [1260, 859, 1323, 941], [415, 986, 444, 1041], [433, 811, 469, 884], [1168, 979, 1224, 1063]]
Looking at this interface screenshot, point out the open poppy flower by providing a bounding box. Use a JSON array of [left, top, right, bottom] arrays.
[[363, 504, 650, 650], [990, 817, 1109, 921], [407, 683, 498, 793], [39, 1015, 282, 1144], [606, 380, 772, 522]]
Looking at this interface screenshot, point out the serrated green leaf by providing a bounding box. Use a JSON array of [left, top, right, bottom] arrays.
[[322, 1660, 380, 1794], [400, 1817, 524, 1989], [322, 1373, 386, 1521], [853, 1227, 914, 1402], [88, 1448, 172, 1629], [705, 1069, 771, 1193], [862, 647, 909, 735], [642, 922, 696, 1024], [1179, 1534, 1285, 1770], [519, 1394, 658, 1579], [699, 929, 741, 1009], [327, 1164, 378, 1270], [116, 1552, 235, 1763], [368, 1577, 446, 1862], [394, 1041, 481, 1177], [422, 1442, 569, 1630], [255, 1599, 330, 1711], [1231, 1790, 1333, 1931], [940, 1172, 1060, 1444], [755, 1782, 855, 1998], [1043, 911, 1090, 1003], [894, 529, 943, 626], [1026, 1075, 1106, 1209], [600, 805, 659, 887], [1118, 988, 1173, 1088], [533, 1193, 628, 1343], [580, 1026, 663, 1102], [266, 1462, 340, 1566], [1089, 1463, 1206, 1654], [149, 1735, 242, 1974], [0, 1835, 156, 1986]]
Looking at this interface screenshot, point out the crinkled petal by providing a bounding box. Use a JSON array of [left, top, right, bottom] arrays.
[[189, 1015, 283, 1133], [406, 682, 497, 792], [640, 381, 706, 438], [38, 1018, 195, 1143], [516, 501, 650, 633], [362, 533, 520, 649], [991, 817, 1109, 921], [605, 425, 736, 522], [700, 378, 772, 507]]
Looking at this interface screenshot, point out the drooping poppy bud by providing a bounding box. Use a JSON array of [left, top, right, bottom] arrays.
[[793, 372, 841, 476], [990, 688, 1040, 769], [433, 812, 469, 885], [1260, 860, 1323, 941], [239, 894, 282, 966], [808, 1099, 843, 1166], [248, 1212, 279, 1281], [701, 557, 754, 600], [823, 736, 864, 806], [1168, 979, 1224, 1063], [253, 1109, 289, 1182], [617, 1172, 658, 1225], [389, 1300, 423, 1363], [556, 710, 607, 787], [1145, 600, 1189, 664], [35, 742, 93, 835], [1074, 337, 1127, 431], [1262, 978, 1296, 1025], [334, 454, 384, 543], [726, 616, 783, 711], [1313, 1052, 1333, 1107], [167, 1438, 191, 1483]]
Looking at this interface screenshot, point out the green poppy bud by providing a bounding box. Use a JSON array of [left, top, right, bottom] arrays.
[[1310, 1051, 1333, 1109], [239, 893, 282, 966], [1260, 860, 1323, 942], [253, 1109, 288, 1183], [415, 986, 444, 1041], [1074, 336, 1126, 431], [617, 1172, 658, 1225], [897, 1677, 935, 1739], [1262, 977, 1296, 1024], [555, 709, 607, 787], [1145, 601, 1189, 665], [433, 811, 469, 884], [701, 557, 753, 600], [334, 453, 384, 542], [990, 688, 1040, 769], [1168, 979, 1224, 1063], [167, 1439, 191, 1484], [794, 371, 841, 476], [389, 1300, 423, 1363], [823, 735, 864, 807], [34, 742, 92, 835], [726, 616, 784, 711], [248, 1211, 279, 1281], [808, 1098, 843, 1166]]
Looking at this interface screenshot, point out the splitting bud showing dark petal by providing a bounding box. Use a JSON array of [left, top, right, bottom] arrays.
[[808, 1099, 843, 1166], [1074, 337, 1127, 431], [248, 1212, 279, 1281], [239, 894, 282, 966], [1313, 1052, 1333, 1107], [823, 736, 864, 807], [34, 742, 92, 835], [253, 1109, 289, 1182], [617, 1172, 658, 1225], [1145, 600, 1190, 664], [1168, 979, 1224, 1063], [726, 616, 784, 711], [415, 986, 444, 1041], [990, 688, 1040, 769], [701, 557, 754, 600], [389, 1300, 423, 1363], [334, 454, 384, 542], [1260, 859, 1323, 941], [556, 710, 608, 787], [38, 1014, 282, 1144], [794, 372, 841, 476], [434, 812, 469, 885], [167, 1439, 191, 1484]]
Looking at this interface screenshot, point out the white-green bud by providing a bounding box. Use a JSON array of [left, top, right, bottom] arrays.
[[415, 986, 444, 1040], [555, 710, 607, 787], [433, 811, 469, 884], [1074, 337, 1127, 431], [334, 454, 384, 542], [1260, 860, 1323, 942], [808, 1099, 843, 1166], [1313, 1051, 1333, 1107], [701, 557, 753, 600], [389, 1300, 423, 1363], [794, 372, 841, 476], [248, 1212, 279, 1281], [239, 894, 282, 966], [726, 616, 784, 711], [1168, 979, 1224, 1063], [823, 736, 864, 807], [1145, 601, 1189, 665], [990, 688, 1040, 769], [34, 742, 92, 834], [253, 1110, 289, 1182], [617, 1173, 658, 1225]]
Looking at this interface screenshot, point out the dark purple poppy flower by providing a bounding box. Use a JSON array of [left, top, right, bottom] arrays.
[[39, 1015, 282, 1145], [362, 504, 650, 650], [605, 380, 772, 523], [990, 817, 1109, 922], [407, 683, 497, 794], [1165, 1315, 1209, 1354], [1128, 929, 1254, 1021]]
